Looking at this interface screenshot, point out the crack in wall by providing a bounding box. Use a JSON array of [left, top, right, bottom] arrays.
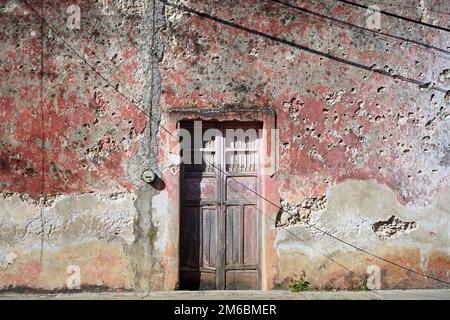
[[372, 215, 418, 240], [276, 195, 327, 228]]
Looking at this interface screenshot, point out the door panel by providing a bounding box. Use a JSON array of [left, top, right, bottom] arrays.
[[226, 270, 259, 290], [243, 205, 258, 265], [180, 206, 218, 290], [202, 207, 217, 268], [180, 270, 216, 290], [180, 122, 260, 290], [225, 206, 242, 265], [180, 207, 200, 267], [226, 176, 257, 201], [183, 177, 217, 202]]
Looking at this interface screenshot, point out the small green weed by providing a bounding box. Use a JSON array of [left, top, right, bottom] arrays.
[[289, 271, 310, 292]]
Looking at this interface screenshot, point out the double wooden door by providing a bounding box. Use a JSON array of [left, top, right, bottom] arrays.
[[179, 122, 261, 290]]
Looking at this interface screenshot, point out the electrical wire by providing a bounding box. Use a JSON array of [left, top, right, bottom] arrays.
[[159, 0, 449, 94], [368, 0, 450, 16], [335, 0, 450, 32], [270, 0, 450, 59]]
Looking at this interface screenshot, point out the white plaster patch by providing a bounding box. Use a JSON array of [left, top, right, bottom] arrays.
[[276, 180, 450, 255], [0, 192, 137, 248], [0, 250, 17, 269], [115, 0, 147, 16], [95, 0, 147, 16], [165, 0, 191, 24], [151, 190, 170, 256]]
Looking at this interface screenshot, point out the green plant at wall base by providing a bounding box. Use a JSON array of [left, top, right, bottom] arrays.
[[289, 271, 310, 292]]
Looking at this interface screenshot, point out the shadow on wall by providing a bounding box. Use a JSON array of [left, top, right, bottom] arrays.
[[178, 176, 206, 290]]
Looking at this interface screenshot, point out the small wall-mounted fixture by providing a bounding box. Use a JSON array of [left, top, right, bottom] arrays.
[[142, 169, 156, 184]]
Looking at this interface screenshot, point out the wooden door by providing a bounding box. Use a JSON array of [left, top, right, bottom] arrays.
[[179, 122, 261, 290]]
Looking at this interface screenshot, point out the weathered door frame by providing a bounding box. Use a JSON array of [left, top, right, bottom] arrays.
[[159, 108, 279, 291], [179, 121, 263, 290]]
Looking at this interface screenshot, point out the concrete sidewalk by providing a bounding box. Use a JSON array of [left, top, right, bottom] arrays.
[[0, 289, 449, 300]]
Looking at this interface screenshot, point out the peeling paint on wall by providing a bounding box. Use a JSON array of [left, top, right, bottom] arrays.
[[0, 192, 136, 246], [372, 215, 418, 240], [275, 180, 450, 289], [114, 0, 148, 16], [276, 195, 327, 227]]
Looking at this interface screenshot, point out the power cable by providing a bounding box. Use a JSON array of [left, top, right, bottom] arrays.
[[159, 0, 449, 94], [270, 0, 450, 59], [335, 0, 450, 32], [368, 0, 450, 16]]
